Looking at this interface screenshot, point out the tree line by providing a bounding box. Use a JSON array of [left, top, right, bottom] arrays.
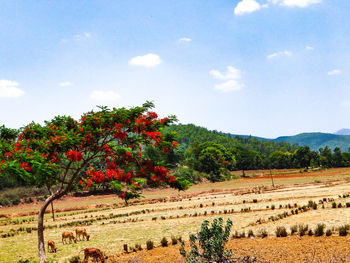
[[163, 124, 350, 182]]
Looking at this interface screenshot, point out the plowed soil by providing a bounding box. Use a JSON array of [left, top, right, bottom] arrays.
[[110, 236, 350, 263]]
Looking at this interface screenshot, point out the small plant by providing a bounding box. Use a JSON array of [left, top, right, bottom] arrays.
[[259, 228, 268, 238], [171, 236, 178, 245], [326, 229, 332, 236], [180, 217, 233, 262], [314, 223, 325, 237], [135, 243, 142, 250], [248, 229, 254, 238], [346, 202, 350, 208], [339, 226, 348, 236], [332, 202, 337, 208], [275, 226, 287, 237], [146, 240, 154, 250], [271, 205, 275, 210], [290, 225, 298, 235], [338, 203, 342, 208], [253, 199, 257, 203], [308, 229, 313, 236], [161, 237, 168, 247], [68, 256, 81, 263]]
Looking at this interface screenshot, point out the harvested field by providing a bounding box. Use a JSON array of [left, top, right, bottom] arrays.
[[1, 168, 350, 262]]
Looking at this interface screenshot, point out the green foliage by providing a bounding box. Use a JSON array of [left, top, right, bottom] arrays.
[[275, 226, 287, 237], [146, 240, 154, 250], [314, 223, 325, 236], [160, 237, 168, 247], [180, 217, 232, 262]]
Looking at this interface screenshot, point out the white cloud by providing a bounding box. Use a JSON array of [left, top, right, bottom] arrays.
[[74, 32, 91, 40], [129, 53, 161, 67], [306, 46, 314, 50], [90, 90, 121, 101], [59, 81, 73, 87], [0, 80, 25, 98], [267, 50, 292, 59], [209, 66, 241, 80], [234, 0, 261, 15], [328, 69, 342, 76], [215, 80, 244, 92], [179, 37, 192, 43], [210, 66, 244, 93], [269, 0, 322, 7]]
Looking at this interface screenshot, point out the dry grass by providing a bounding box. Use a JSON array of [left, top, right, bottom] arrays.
[[2, 168, 350, 262]]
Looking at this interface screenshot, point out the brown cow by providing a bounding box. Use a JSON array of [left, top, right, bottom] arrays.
[[62, 231, 77, 244], [83, 248, 105, 263], [47, 240, 57, 253], [76, 228, 90, 241]]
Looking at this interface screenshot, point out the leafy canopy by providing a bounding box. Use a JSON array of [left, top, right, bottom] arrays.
[[0, 102, 190, 199]]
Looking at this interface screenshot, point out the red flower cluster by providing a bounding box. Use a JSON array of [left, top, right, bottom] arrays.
[[65, 150, 83, 162], [20, 162, 31, 172]]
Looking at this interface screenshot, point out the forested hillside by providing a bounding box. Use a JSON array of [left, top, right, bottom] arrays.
[[165, 124, 299, 156]]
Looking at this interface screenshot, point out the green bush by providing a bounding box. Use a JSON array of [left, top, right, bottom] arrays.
[[68, 256, 81, 263], [339, 226, 348, 236], [161, 237, 168, 247], [171, 236, 178, 245], [298, 224, 308, 237], [275, 226, 287, 237], [314, 223, 325, 237], [146, 240, 154, 250], [290, 225, 297, 235], [180, 217, 232, 262]]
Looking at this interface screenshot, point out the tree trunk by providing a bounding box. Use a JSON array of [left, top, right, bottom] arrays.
[[50, 201, 55, 221], [38, 191, 66, 263]]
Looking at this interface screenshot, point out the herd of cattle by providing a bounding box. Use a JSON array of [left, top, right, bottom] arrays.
[[47, 228, 105, 262]]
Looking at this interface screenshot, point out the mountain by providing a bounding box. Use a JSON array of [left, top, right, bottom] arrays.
[[334, 129, 350, 135], [168, 124, 350, 153], [274, 132, 350, 152]]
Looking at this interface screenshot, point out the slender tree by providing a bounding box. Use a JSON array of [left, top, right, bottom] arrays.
[[0, 102, 189, 263]]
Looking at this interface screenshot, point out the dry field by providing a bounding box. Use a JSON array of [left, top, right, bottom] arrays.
[[1, 168, 350, 262]]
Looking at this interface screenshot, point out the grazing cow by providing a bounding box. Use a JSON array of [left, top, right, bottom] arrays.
[[83, 248, 105, 263], [62, 231, 77, 244], [76, 228, 90, 241], [47, 240, 57, 253]]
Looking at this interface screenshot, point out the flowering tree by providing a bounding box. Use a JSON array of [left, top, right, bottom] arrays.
[[0, 102, 190, 263]]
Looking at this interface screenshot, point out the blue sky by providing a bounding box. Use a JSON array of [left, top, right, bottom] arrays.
[[0, 0, 349, 138]]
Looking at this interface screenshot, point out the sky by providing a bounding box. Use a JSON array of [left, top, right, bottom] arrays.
[[1, 0, 350, 138]]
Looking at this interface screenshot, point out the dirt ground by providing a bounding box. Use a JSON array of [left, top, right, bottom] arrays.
[[110, 236, 350, 263]]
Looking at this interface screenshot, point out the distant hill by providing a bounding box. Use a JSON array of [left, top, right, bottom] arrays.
[[273, 133, 350, 152], [168, 124, 350, 153], [334, 129, 350, 135]]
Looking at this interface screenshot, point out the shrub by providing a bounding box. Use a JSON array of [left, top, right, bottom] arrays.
[[276, 226, 287, 237], [346, 202, 350, 208], [259, 228, 268, 238], [68, 256, 81, 263], [314, 223, 325, 237], [146, 240, 154, 250], [326, 229, 332, 236], [332, 202, 337, 208], [290, 225, 298, 235], [339, 226, 348, 236], [253, 199, 257, 203], [271, 205, 275, 210], [308, 229, 313, 236], [171, 236, 178, 245], [135, 243, 142, 251], [338, 203, 342, 208], [180, 217, 232, 262], [248, 229, 254, 238], [161, 237, 168, 247]]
